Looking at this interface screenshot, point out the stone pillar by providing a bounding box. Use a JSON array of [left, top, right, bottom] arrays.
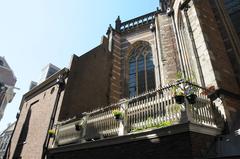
[[118, 99, 128, 136], [109, 29, 122, 103]]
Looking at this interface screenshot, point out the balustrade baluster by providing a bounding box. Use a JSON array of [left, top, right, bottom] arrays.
[[204, 102, 208, 124], [137, 100, 140, 129], [204, 101, 209, 124], [146, 97, 149, 127], [157, 92, 161, 123], [150, 96, 153, 126], [106, 111, 109, 135], [204, 103, 209, 125], [141, 99, 144, 128], [101, 112, 104, 133], [130, 102, 133, 131], [164, 90, 168, 122], [209, 103, 214, 126], [151, 96, 155, 125], [209, 102, 214, 126], [168, 89, 174, 122], [154, 94, 158, 124], [160, 92, 164, 122], [133, 101, 137, 130], [98, 113, 101, 133]]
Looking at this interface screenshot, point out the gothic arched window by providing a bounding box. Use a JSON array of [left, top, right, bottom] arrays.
[[128, 44, 155, 97]]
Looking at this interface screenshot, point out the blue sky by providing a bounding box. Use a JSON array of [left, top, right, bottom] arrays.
[[0, 0, 159, 132]]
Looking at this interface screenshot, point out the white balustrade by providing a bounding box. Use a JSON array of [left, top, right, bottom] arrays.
[[54, 82, 225, 146]]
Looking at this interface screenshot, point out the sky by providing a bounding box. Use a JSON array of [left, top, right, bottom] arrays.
[[0, 0, 159, 132]]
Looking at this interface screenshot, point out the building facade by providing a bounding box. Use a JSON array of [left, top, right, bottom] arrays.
[[5, 0, 240, 159], [0, 123, 15, 159], [0, 57, 17, 121]]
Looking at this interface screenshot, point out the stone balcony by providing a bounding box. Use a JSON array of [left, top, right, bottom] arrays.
[[50, 81, 225, 146], [48, 81, 226, 159]]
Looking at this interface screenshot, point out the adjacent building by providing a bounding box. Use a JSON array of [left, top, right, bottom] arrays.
[[0, 123, 15, 159], [0, 57, 17, 121], [39, 63, 60, 83], [5, 0, 240, 159], [28, 63, 60, 91], [28, 81, 38, 91]]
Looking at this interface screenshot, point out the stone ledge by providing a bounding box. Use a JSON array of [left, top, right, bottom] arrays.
[[48, 122, 221, 154]]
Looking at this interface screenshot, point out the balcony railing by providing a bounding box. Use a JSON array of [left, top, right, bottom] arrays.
[[53, 81, 225, 147], [120, 11, 156, 32]]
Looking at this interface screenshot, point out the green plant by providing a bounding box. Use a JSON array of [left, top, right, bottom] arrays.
[[131, 127, 144, 132], [156, 121, 172, 128], [48, 129, 55, 137], [112, 109, 123, 120], [131, 121, 173, 132], [146, 117, 154, 128], [176, 71, 183, 80], [172, 85, 184, 96], [176, 71, 197, 83], [112, 109, 123, 116], [173, 71, 199, 96], [172, 104, 182, 113]]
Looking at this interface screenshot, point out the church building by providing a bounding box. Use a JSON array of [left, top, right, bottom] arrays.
[[5, 0, 240, 159]]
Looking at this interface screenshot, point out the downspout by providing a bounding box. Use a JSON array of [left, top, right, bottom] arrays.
[[181, 4, 206, 87], [41, 74, 66, 159]]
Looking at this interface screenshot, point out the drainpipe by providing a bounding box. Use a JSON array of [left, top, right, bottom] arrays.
[[181, 4, 206, 87], [41, 74, 66, 159]]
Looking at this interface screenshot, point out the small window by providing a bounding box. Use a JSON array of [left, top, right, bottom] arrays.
[[0, 60, 3, 66]]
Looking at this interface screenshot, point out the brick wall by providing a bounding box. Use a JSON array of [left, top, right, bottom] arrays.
[[58, 41, 112, 121], [156, 14, 178, 84], [109, 31, 122, 103], [8, 85, 61, 159]]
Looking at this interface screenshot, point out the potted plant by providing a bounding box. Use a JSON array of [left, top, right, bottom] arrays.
[[48, 129, 56, 138], [185, 84, 198, 104], [75, 123, 81, 131], [174, 89, 185, 104], [173, 86, 185, 104], [173, 71, 199, 104], [112, 109, 123, 121], [186, 93, 197, 104]]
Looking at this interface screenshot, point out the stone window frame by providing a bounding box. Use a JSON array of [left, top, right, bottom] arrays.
[[176, 7, 200, 84], [125, 41, 156, 97]]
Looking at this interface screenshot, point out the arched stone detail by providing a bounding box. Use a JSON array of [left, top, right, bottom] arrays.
[[125, 41, 152, 60]]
